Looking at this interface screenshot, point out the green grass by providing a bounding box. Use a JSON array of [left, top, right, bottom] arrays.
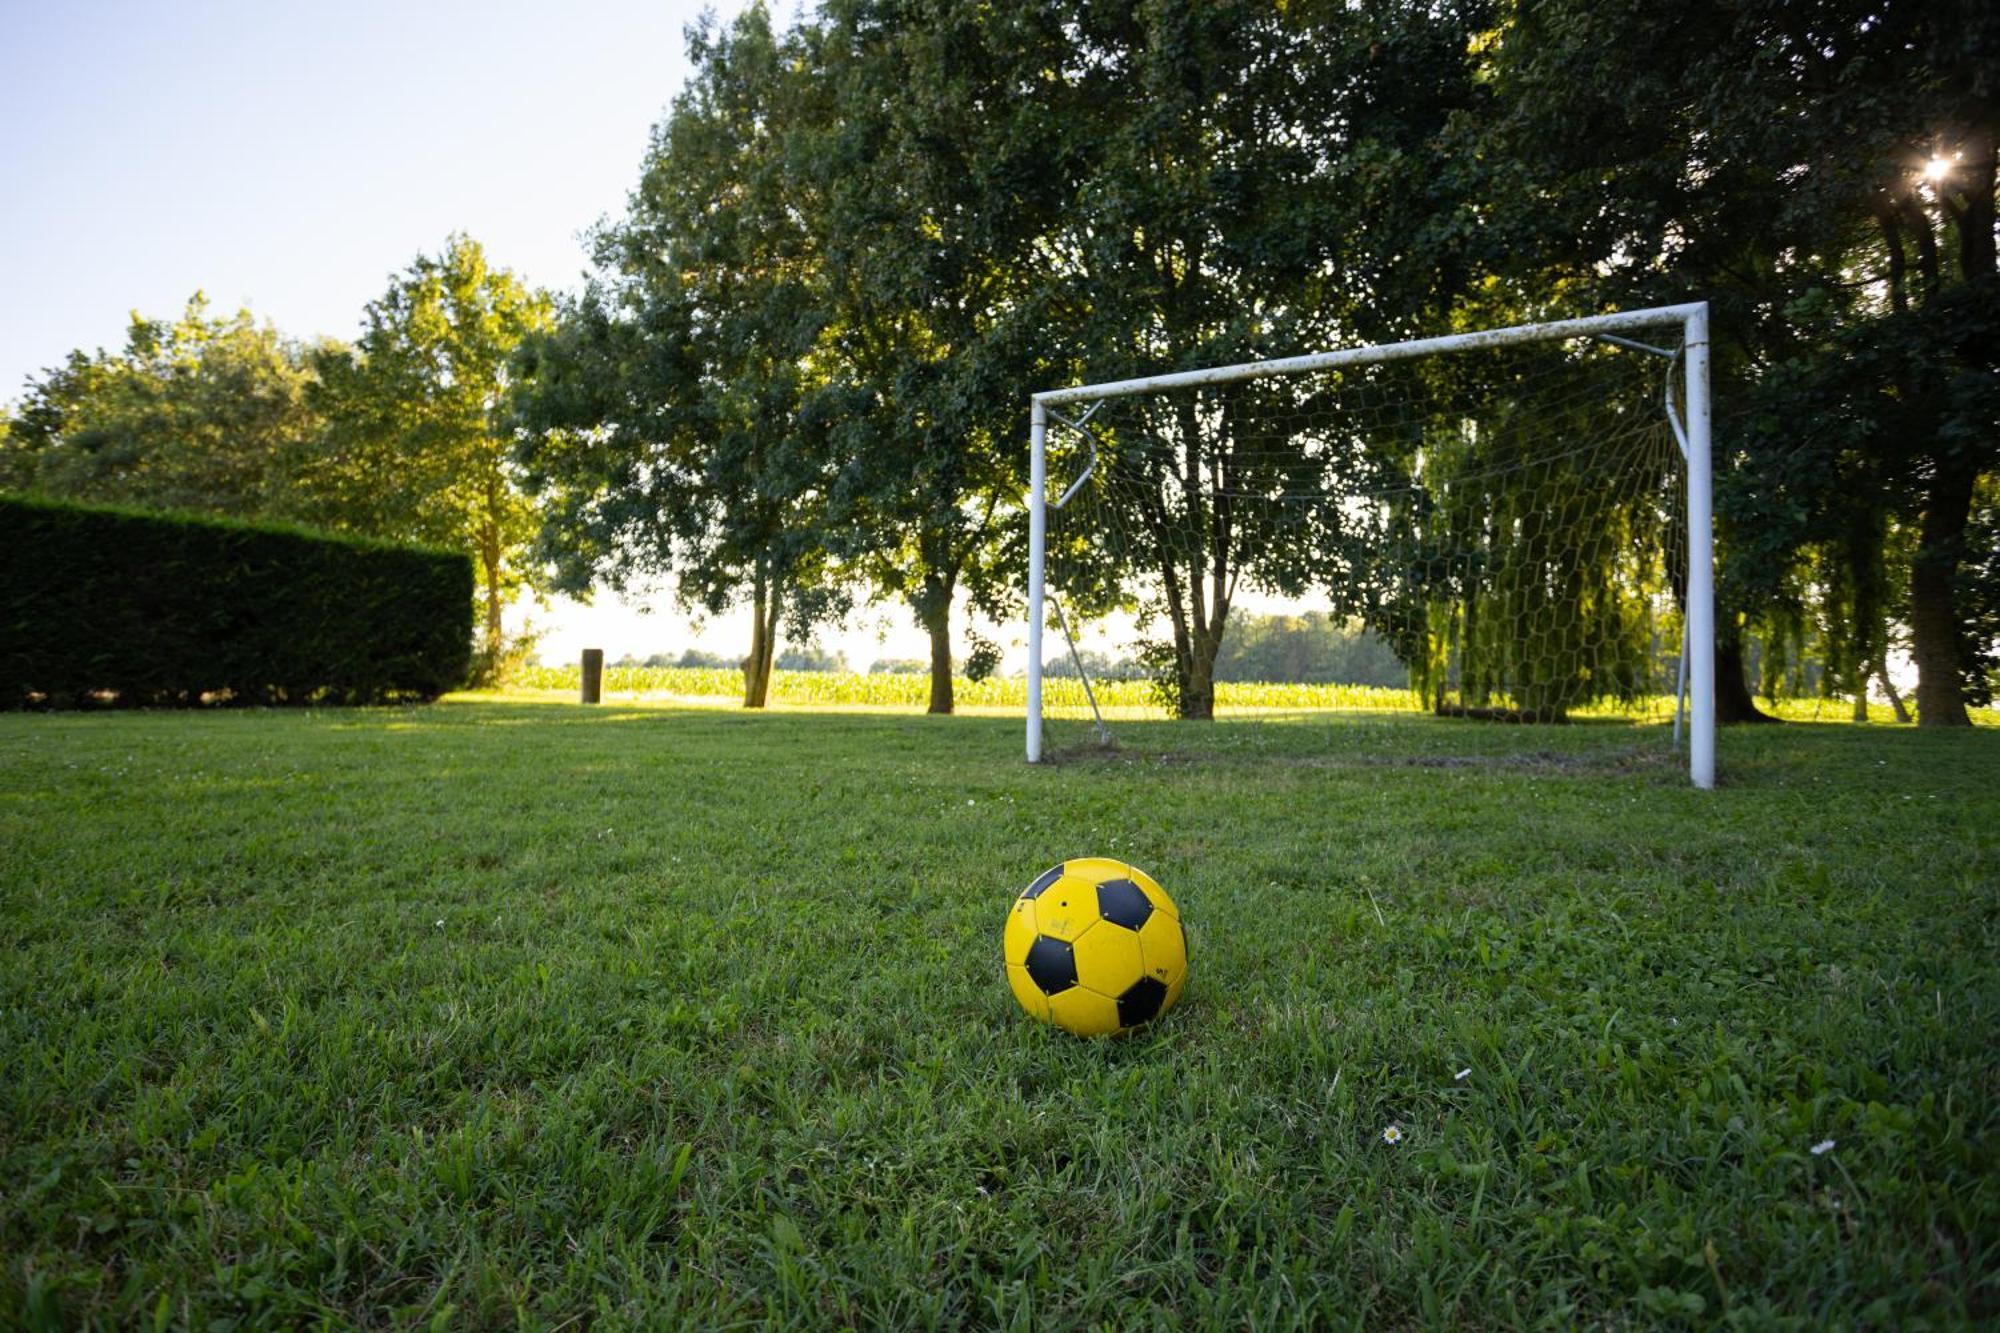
[[2, 700, 1996, 1327]]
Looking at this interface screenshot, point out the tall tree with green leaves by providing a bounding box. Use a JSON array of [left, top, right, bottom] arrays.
[[1037, 0, 1494, 718], [1481, 0, 1998, 725], [511, 9, 847, 708], [311, 235, 553, 680], [1, 295, 324, 519], [800, 0, 1078, 714]]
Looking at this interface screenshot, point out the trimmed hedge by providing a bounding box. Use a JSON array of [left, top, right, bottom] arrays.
[[1, 495, 473, 707]]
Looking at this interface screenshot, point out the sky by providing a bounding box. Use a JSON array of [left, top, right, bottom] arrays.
[[0, 0, 1286, 672], [0, 1, 733, 394], [0, 0, 937, 668]]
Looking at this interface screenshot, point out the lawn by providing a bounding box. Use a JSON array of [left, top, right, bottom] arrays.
[[2, 701, 1995, 1327]]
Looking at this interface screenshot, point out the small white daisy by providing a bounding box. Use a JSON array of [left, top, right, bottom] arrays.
[[1811, 1139, 1835, 1156], [1382, 1124, 1403, 1145]]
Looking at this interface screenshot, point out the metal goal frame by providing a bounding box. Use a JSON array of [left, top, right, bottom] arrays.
[[1024, 302, 1716, 789]]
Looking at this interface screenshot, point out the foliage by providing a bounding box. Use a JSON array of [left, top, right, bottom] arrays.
[[1361, 348, 1682, 719], [512, 11, 853, 710], [508, 662, 1526, 718], [1958, 477, 2000, 705], [1041, 648, 1145, 682], [0, 495, 471, 706], [0, 254, 551, 693], [961, 632, 1003, 684], [0, 295, 325, 520], [514, 0, 1986, 728], [796, 2, 1076, 714], [1212, 612, 1407, 688], [1035, 1, 1496, 720], [610, 649, 742, 671], [775, 644, 848, 673], [518, 0, 1502, 721], [1479, 0, 2000, 724], [310, 235, 552, 684], [2, 703, 1996, 1323], [3, 1, 1983, 732]]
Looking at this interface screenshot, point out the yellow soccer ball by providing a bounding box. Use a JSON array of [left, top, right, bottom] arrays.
[[1003, 858, 1187, 1037]]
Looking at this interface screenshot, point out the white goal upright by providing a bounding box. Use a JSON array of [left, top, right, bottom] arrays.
[[1025, 303, 1716, 789]]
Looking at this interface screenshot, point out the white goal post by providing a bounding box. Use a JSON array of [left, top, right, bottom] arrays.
[[1024, 302, 1716, 789]]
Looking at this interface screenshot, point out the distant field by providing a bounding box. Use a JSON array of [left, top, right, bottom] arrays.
[[513, 662, 1992, 726], [515, 661, 1429, 714], [3, 701, 1996, 1325]]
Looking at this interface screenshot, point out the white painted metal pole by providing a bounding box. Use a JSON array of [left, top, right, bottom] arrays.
[[1672, 621, 1689, 746], [1026, 400, 1048, 763], [1684, 304, 1716, 789], [1034, 302, 1708, 408]]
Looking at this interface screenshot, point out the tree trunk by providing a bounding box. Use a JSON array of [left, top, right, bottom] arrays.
[[481, 544, 503, 667], [1159, 557, 1225, 721], [914, 575, 955, 715], [925, 613, 953, 715], [1955, 129, 1995, 287], [743, 570, 780, 709], [1902, 132, 1996, 727], [1873, 654, 1911, 723], [1909, 454, 1977, 726], [1180, 635, 1218, 720], [477, 474, 506, 678], [1716, 629, 1776, 724]]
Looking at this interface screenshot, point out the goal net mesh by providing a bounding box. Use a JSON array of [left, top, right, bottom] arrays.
[[1037, 320, 1691, 754]]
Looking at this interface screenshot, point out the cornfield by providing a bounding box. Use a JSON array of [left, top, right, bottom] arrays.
[[510, 664, 1426, 713], [501, 664, 1990, 725]]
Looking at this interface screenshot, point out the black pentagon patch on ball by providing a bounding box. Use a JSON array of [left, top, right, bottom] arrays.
[[1022, 865, 1064, 901], [1024, 936, 1077, 995], [1117, 975, 1168, 1028], [1096, 878, 1153, 931]]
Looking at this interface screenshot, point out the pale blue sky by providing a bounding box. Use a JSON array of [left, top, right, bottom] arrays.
[[0, 0, 752, 399], [0, 0, 1168, 665]]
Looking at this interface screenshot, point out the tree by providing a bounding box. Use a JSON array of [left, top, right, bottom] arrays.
[[776, 644, 848, 672], [1481, 0, 1998, 725], [1, 295, 323, 520], [310, 235, 553, 681], [511, 9, 848, 708], [1038, 0, 1493, 718], [1212, 613, 1406, 686], [796, 1, 1078, 714]]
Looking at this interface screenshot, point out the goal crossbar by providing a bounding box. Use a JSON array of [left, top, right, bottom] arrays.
[[1024, 303, 1716, 788]]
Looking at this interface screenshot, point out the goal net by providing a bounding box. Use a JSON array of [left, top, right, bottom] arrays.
[[1026, 305, 1716, 787]]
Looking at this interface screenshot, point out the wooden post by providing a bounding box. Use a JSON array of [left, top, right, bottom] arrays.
[[580, 648, 603, 705]]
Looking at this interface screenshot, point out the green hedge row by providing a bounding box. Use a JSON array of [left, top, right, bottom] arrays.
[[0, 495, 473, 707]]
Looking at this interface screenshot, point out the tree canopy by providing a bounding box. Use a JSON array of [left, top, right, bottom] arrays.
[[1, 296, 324, 521], [497, 0, 1997, 722], [1478, 0, 1999, 722], [311, 235, 554, 680], [6, 0, 1992, 722], [2, 238, 554, 686]]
